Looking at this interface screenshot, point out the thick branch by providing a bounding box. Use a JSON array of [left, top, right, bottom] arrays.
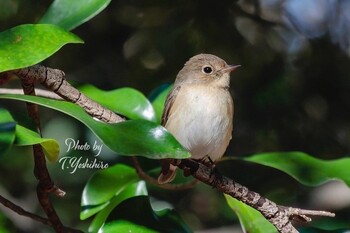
[[11, 65, 124, 123]]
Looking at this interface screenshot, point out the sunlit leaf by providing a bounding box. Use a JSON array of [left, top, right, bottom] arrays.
[[79, 85, 156, 122], [39, 0, 111, 31], [0, 24, 83, 72], [0, 94, 190, 159], [225, 195, 277, 233], [15, 125, 60, 162], [244, 152, 350, 187]]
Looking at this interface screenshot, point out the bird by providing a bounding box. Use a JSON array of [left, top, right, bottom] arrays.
[[158, 53, 239, 184]]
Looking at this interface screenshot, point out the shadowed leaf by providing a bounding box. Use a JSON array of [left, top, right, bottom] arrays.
[[244, 152, 350, 187]]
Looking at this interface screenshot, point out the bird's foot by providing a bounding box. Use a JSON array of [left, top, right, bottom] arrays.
[[209, 166, 223, 188]]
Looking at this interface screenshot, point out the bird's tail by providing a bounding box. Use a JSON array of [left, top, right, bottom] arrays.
[[158, 163, 177, 184]]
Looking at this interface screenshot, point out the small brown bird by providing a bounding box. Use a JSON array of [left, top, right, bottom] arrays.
[[158, 54, 239, 184]]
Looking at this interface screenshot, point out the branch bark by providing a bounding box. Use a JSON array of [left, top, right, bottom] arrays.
[[0, 194, 50, 226], [11, 65, 124, 123], [1, 65, 335, 233], [174, 159, 335, 233], [20, 70, 67, 232]]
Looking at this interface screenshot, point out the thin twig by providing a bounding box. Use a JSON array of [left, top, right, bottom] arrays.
[[0, 194, 51, 226]]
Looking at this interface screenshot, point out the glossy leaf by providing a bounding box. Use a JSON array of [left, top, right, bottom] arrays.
[[81, 164, 139, 212], [88, 181, 147, 232], [0, 24, 83, 72], [0, 108, 16, 155], [99, 220, 158, 233], [0, 94, 190, 159], [79, 85, 156, 122], [244, 152, 350, 187], [225, 195, 277, 233], [0, 108, 59, 161], [15, 125, 60, 162], [39, 0, 111, 31]]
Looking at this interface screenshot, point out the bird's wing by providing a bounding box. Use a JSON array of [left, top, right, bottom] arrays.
[[158, 85, 182, 184], [161, 85, 181, 126]]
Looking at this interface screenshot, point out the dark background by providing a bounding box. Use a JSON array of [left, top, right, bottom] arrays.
[[0, 0, 349, 232]]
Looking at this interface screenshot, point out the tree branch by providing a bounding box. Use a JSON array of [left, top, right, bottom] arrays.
[[0, 194, 50, 226], [11, 65, 124, 123], [19, 72, 76, 232], [174, 159, 335, 233], [0, 194, 83, 233]]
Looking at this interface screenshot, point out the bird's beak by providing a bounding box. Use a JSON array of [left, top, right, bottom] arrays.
[[222, 64, 241, 74]]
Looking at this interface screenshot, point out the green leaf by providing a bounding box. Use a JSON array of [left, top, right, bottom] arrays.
[[244, 152, 350, 187], [79, 85, 156, 122], [99, 220, 158, 233], [225, 195, 277, 233], [0, 108, 59, 161], [81, 165, 190, 233], [39, 0, 111, 31], [149, 84, 172, 124], [0, 108, 16, 156], [0, 24, 83, 72], [81, 164, 139, 212], [309, 218, 350, 231], [0, 94, 190, 159], [15, 125, 60, 162], [88, 181, 148, 232], [100, 196, 191, 233], [80, 164, 147, 232]]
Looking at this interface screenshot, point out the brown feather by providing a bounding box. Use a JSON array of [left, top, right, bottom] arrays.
[[161, 85, 181, 126]]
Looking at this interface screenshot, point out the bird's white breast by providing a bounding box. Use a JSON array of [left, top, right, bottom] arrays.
[[165, 85, 233, 161]]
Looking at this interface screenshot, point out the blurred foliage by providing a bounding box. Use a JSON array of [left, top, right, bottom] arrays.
[[1, 0, 350, 232]]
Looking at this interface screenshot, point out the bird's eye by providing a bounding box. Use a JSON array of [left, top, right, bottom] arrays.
[[202, 66, 213, 74]]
